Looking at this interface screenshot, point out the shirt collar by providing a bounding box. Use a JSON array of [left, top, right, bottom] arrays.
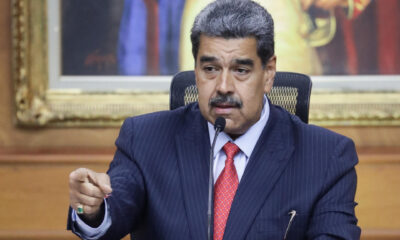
[[207, 96, 270, 158]]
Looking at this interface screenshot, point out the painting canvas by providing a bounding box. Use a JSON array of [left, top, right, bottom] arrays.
[[12, 0, 400, 127], [60, 0, 400, 77]]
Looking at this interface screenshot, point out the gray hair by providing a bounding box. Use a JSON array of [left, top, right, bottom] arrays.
[[190, 0, 275, 66]]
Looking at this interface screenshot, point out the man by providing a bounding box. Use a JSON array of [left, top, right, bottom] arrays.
[[68, 0, 360, 239]]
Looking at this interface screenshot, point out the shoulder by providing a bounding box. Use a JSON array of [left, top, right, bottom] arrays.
[[119, 102, 201, 137], [273, 104, 353, 145], [270, 106, 358, 194], [271, 105, 357, 167]]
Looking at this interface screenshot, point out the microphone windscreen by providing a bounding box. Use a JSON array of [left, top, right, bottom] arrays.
[[214, 117, 226, 131]]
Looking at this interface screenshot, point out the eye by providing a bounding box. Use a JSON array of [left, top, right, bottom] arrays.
[[235, 67, 250, 75], [203, 65, 218, 73]]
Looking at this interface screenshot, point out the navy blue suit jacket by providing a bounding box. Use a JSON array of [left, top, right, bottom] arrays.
[[69, 102, 360, 239]]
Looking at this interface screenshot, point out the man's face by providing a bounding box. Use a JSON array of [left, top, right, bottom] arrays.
[[195, 35, 276, 137]]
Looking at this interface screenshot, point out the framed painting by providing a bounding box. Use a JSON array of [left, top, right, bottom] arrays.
[[12, 0, 400, 127]]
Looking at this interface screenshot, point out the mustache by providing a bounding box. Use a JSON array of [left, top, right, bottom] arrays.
[[209, 94, 243, 108]]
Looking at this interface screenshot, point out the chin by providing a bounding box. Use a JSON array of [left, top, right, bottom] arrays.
[[224, 125, 245, 137]]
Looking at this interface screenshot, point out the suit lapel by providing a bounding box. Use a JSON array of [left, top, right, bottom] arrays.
[[175, 105, 210, 240], [223, 105, 295, 240]]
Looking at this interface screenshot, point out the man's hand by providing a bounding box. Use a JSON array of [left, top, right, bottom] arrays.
[[301, 0, 348, 11], [69, 168, 112, 220]]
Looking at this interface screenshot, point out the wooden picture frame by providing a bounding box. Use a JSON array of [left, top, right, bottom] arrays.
[[11, 0, 400, 127]]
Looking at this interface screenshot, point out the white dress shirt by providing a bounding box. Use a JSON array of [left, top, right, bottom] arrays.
[[208, 96, 269, 182], [73, 96, 270, 238], [71, 200, 111, 240]]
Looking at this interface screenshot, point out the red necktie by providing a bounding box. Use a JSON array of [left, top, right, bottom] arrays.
[[214, 142, 240, 240]]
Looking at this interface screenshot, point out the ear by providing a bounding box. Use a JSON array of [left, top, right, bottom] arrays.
[[263, 55, 276, 94]]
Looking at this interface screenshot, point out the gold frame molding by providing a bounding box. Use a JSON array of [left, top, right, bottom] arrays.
[[12, 0, 400, 127]]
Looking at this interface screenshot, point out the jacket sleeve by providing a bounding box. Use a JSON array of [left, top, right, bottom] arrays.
[[307, 137, 361, 239], [67, 117, 146, 240], [99, 117, 146, 239]]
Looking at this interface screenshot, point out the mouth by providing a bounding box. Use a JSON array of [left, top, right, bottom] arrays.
[[209, 94, 242, 115], [213, 103, 238, 115]]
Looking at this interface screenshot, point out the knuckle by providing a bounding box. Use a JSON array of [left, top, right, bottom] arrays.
[[69, 178, 78, 188], [69, 171, 76, 181], [69, 168, 86, 180]]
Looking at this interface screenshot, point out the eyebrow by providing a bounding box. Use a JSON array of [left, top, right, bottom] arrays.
[[234, 58, 254, 67], [199, 56, 218, 63], [199, 56, 254, 67]]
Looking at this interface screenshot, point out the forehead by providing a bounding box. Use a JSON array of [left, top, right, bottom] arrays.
[[197, 35, 259, 62]]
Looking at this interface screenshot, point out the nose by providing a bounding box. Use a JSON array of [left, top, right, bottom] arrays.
[[216, 70, 234, 95]]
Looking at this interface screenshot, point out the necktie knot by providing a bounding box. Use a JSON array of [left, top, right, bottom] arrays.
[[223, 142, 240, 162]]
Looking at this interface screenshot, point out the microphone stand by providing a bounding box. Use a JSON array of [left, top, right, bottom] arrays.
[[207, 117, 225, 240]]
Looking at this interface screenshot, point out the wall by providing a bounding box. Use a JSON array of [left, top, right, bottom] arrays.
[[0, 0, 399, 239]]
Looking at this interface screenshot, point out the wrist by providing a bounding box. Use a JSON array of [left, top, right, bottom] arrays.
[[80, 202, 105, 228]]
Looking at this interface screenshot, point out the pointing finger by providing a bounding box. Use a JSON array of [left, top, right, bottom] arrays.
[[69, 168, 90, 182], [78, 182, 107, 198], [74, 192, 104, 207], [87, 171, 113, 195]]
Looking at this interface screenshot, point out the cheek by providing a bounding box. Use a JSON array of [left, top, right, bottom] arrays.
[[239, 82, 265, 101], [237, 85, 265, 114], [197, 92, 208, 108], [197, 83, 213, 107]]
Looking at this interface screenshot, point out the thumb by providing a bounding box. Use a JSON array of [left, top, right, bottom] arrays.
[[87, 170, 113, 195]]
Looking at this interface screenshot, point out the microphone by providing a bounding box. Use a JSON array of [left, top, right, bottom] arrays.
[[214, 117, 226, 132], [208, 117, 226, 240]]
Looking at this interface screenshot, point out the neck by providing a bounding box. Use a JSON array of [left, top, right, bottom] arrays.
[[227, 133, 241, 140]]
